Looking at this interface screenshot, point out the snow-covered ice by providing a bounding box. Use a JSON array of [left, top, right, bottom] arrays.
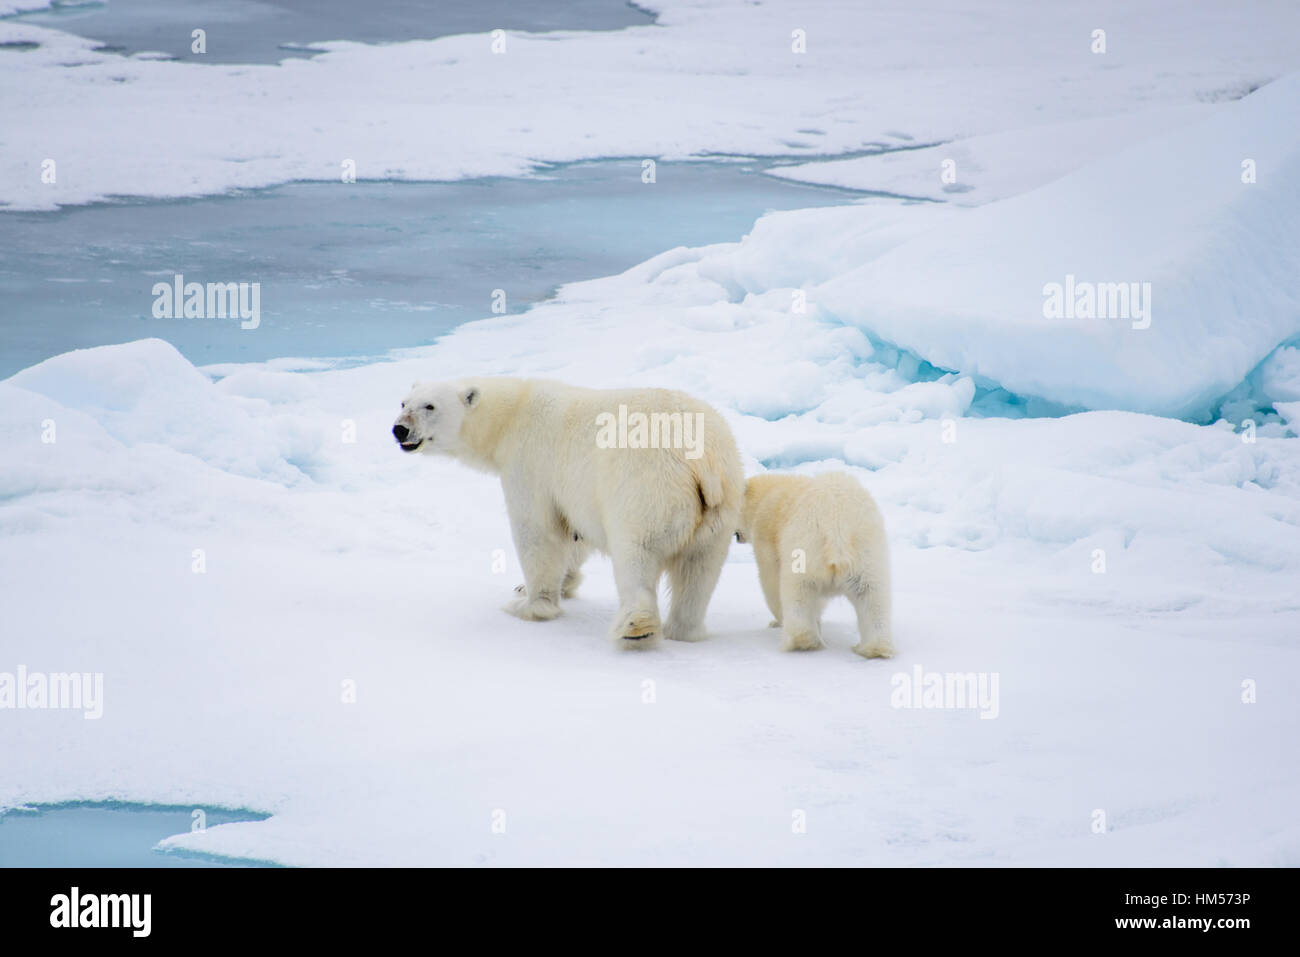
[[2, 249, 1298, 864], [810, 74, 1300, 420], [765, 106, 1214, 206], [5, 0, 1300, 210]]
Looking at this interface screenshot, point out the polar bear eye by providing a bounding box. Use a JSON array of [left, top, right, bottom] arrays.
[[424, 404, 435, 411]]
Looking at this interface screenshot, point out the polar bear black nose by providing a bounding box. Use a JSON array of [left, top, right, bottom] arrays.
[[392, 424, 410, 442]]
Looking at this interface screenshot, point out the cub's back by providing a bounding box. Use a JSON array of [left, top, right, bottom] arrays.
[[779, 472, 886, 577]]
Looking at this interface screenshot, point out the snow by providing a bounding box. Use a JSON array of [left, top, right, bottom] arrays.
[[3, 0, 1299, 868], [1258, 346, 1300, 405], [766, 106, 1213, 205], [5, 0, 1300, 210], [811, 73, 1300, 420]]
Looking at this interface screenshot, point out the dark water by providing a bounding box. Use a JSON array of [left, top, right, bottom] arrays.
[[9, 0, 655, 64], [0, 161, 858, 376], [0, 802, 276, 867]]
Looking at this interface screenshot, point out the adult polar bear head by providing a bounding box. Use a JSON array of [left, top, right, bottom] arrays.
[[392, 376, 744, 648], [391, 380, 481, 460]]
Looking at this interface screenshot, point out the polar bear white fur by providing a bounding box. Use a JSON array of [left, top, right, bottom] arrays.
[[737, 472, 893, 657], [393, 377, 743, 648]]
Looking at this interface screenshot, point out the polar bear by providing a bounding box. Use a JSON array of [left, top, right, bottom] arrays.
[[393, 377, 743, 648], [736, 472, 893, 658]]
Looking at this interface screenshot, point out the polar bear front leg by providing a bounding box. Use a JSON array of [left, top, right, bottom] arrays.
[[560, 538, 591, 599], [609, 542, 663, 648], [502, 508, 567, 623], [514, 537, 589, 600], [753, 541, 783, 629]]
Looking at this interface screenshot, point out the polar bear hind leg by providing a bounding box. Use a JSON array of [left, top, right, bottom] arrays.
[[662, 529, 730, 642], [849, 573, 894, 659], [779, 574, 826, 651]]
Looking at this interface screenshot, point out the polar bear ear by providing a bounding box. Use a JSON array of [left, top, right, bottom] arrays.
[[461, 387, 480, 408]]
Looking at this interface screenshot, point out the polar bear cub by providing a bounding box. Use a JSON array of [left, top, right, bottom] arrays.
[[737, 472, 893, 657], [393, 377, 743, 648]]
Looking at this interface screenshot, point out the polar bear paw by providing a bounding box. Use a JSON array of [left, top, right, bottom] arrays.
[[514, 571, 582, 601], [612, 609, 660, 648], [504, 593, 562, 621], [781, 629, 824, 652], [852, 639, 895, 659]]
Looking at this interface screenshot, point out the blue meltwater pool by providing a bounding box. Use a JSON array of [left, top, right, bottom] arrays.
[[0, 802, 278, 867]]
